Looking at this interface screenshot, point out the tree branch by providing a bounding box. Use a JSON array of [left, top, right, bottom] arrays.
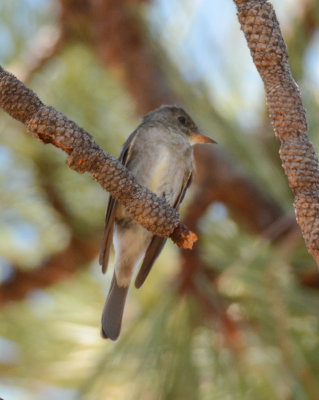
[[234, 0, 319, 266], [58, 0, 294, 242], [0, 66, 196, 249]]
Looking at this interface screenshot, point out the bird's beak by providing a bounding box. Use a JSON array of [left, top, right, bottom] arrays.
[[190, 131, 217, 145]]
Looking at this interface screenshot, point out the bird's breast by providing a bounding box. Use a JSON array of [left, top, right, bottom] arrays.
[[127, 140, 192, 206], [147, 146, 172, 193]]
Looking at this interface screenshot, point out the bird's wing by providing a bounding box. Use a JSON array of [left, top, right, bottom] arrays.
[[99, 129, 138, 273], [134, 171, 193, 289]]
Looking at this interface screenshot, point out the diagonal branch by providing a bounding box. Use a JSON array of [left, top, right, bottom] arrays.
[[234, 0, 319, 266], [0, 66, 196, 249]]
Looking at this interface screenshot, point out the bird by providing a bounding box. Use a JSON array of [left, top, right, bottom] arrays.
[[99, 105, 216, 340]]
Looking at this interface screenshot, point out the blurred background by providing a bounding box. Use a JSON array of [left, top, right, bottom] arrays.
[[1, 0, 319, 399]]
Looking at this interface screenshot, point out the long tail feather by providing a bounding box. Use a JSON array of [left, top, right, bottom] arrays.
[[101, 273, 129, 340]]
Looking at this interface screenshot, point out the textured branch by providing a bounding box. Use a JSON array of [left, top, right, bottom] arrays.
[[0, 66, 196, 249], [234, 0, 319, 265]]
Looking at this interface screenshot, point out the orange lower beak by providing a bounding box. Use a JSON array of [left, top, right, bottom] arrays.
[[190, 132, 217, 144]]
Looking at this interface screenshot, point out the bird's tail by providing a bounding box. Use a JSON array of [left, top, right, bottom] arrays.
[[101, 273, 129, 340]]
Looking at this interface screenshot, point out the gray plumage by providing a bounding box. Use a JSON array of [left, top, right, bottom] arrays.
[[99, 105, 215, 340]]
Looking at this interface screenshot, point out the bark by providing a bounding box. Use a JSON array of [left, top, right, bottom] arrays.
[[0, 66, 196, 249], [234, 0, 319, 265]]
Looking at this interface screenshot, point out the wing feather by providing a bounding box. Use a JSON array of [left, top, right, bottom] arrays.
[[134, 172, 193, 288], [99, 129, 138, 273]]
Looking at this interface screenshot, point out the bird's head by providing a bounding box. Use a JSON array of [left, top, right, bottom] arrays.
[[143, 105, 217, 145]]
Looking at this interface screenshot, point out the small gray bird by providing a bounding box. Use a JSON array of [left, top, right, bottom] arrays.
[[99, 105, 215, 340]]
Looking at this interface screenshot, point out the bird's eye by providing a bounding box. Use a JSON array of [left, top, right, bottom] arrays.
[[178, 116, 186, 125]]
